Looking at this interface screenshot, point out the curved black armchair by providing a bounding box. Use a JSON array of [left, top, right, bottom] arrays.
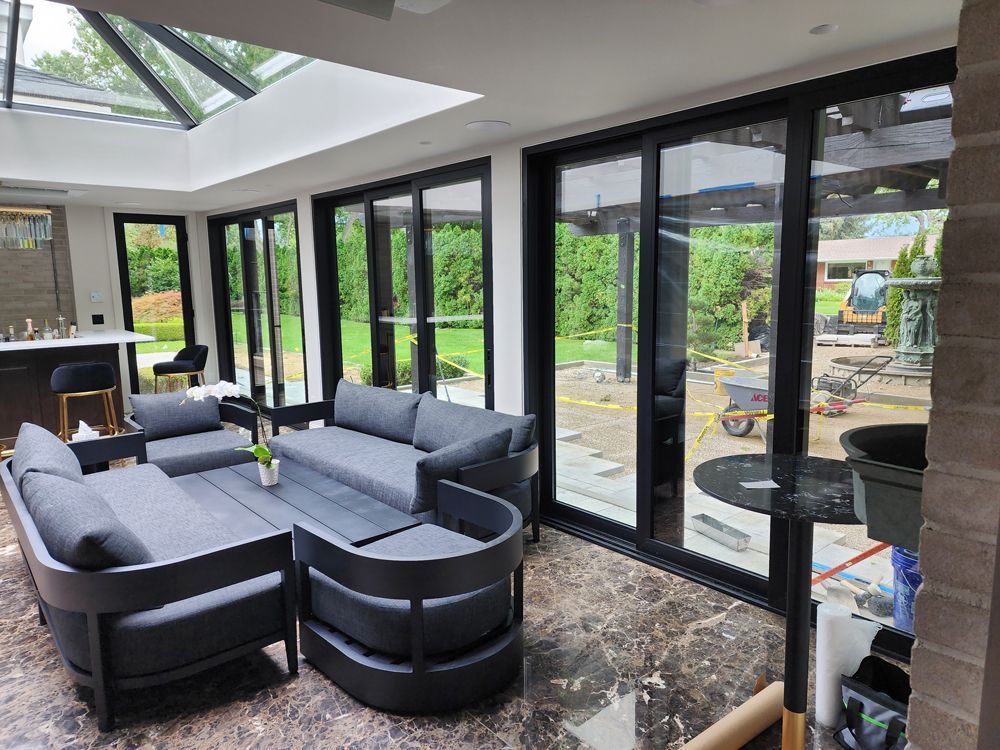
[[294, 481, 523, 713], [153, 345, 209, 393]]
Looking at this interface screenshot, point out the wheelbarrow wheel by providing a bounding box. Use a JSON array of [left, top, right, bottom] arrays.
[[721, 406, 755, 437]]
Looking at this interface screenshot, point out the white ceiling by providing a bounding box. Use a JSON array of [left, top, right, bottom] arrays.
[[9, 0, 960, 211]]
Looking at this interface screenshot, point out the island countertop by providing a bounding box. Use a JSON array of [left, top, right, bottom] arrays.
[[0, 328, 154, 352]]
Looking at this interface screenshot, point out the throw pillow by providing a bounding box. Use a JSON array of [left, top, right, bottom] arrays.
[[413, 428, 511, 514]]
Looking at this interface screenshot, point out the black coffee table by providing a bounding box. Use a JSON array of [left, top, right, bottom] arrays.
[[174, 459, 419, 546], [693, 453, 859, 749]]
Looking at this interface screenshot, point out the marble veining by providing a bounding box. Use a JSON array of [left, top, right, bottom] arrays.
[[0, 499, 847, 749]]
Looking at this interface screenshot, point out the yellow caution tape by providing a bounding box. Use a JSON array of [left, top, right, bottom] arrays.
[[435, 353, 484, 379], [856, 401, 930, 411], [686, 414, 718, 461], [687, 348, 756, 372], [555, 325, 619, 340], [556, 396, 637, 411]]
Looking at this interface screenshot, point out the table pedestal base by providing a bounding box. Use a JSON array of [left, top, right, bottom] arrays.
[[781, 708, 806, 747]]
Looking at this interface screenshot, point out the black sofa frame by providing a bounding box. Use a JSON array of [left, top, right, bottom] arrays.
[[0, 433, 297, 731], [295, 480, 523, 712], [270, 399, 542, 541]]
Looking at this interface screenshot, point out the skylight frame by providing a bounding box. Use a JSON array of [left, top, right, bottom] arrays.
[[0, 3, 309, 129]]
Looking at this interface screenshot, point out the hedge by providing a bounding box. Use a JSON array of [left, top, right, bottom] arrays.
[[359, 354, 470, 386], [134, 318, 185, 342]]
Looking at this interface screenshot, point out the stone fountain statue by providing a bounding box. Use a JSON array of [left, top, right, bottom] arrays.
[[888, 255, 941, 367]]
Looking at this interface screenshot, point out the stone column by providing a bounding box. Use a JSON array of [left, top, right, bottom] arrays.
[[908, 2, 1000, 748]]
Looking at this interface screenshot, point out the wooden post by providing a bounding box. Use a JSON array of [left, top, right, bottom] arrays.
[[741, 300, 750, 358], [616, 218, 635, 383]]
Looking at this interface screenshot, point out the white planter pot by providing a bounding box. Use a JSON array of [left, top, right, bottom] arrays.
[[258, 459, 280, 487]]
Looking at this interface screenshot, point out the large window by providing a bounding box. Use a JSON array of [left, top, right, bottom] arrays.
[[208, 204, 306, 408], [523, 50, 956, 657], [314, 160, 493, 407]]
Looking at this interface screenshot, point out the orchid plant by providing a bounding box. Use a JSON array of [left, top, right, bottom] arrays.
[[185, 381, 275, 469]]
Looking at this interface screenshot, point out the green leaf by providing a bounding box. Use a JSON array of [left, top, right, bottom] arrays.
[[236, 444, 272, 464]]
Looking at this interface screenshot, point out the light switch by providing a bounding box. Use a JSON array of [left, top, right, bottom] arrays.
[[90, 291, 104, 303]]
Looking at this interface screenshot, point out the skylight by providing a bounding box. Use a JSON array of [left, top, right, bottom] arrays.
[[1, 0, 313, 128]]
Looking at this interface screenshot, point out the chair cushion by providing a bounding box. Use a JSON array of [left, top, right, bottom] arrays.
[[50, 362, 116, 394], [334, 379, 422, 444], [492, 480, 532, 522], [152, 360, 199, 375], [131, 391, 223, 441], [270, 426, 424, 514], [413, 394, 536, 454], [12, 422, 84, 491], [311, 524, 510, 656], [145, 430, 255, 478], [413, 429, 511, 514], [175, 344, 209, 371], [655, 357, 687, 398], [84, 463, 237, 560], [20, 472, 152, 570]]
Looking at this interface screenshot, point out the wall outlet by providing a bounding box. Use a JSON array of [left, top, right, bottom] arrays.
[[92, 314, 105, 325], [90, 291, 104, 303]]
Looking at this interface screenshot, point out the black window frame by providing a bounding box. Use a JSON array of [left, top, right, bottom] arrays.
[[311, 157, 495, 408], [522, 48, 957, 660], [206, 200, 308, 412]]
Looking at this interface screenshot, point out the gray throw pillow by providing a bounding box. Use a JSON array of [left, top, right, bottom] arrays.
[[413, 428, 511, 514], [334, 379, 422, 444], [12, 423, 84, 491], [412, 394, 536, 454], [20, 472, 153, 570], [131, 391, 222, 441]]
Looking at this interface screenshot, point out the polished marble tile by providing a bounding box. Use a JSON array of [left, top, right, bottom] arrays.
[[0, 495, 849, 749]]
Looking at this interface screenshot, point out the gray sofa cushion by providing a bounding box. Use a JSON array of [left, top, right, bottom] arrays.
[[413, 429, 511, 514], [12, 422, 83, 491], [84, 463, 236, 560], [412, 394, 536, 454], [270, 426, 426, 514], [334, 379, 422, 444], [20, 472, 152, 570], [145, 429, 255, 478], [492, 479, 532, 522], [131, 391, 223, 441], [311, 523, 510, 656]]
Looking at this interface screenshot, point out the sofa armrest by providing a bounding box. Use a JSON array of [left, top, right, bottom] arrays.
[[220, 401, 258, 443], [457, 444, 539, 491], [269, 400, 335, 437], [68, 430, 147, 467]]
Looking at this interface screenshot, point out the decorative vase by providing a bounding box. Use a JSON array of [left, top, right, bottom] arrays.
[[259, 459, 280, 487]]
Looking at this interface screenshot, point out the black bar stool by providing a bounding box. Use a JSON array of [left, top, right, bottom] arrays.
[[153, 345, 209, 393], [51, 362, 121, 442]]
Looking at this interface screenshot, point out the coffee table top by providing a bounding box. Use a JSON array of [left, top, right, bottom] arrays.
[[173, 459, 419, 545]]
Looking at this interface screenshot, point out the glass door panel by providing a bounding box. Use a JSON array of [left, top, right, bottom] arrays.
[[371, 194, 417, 391], [245, 218, 275, 406], [267, 211, 305, 406], [802, 87, 950, 633], [553, 151, 642, 527], [649, 119, 787, 577], [224, 223, 252, 397], [334, 203, 371, 384], [421, 179, 486, 408]]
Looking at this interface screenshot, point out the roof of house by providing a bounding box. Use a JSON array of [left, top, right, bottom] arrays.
[[817, 235, 938, 263], [0, 61, 158, 109]]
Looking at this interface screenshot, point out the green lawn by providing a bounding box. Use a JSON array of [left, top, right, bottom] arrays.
[[814, 298, 842, 315]]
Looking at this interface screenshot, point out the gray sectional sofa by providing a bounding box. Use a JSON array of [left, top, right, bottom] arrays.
[[269, 379, 540, 540], [0, 423, 297, 731]]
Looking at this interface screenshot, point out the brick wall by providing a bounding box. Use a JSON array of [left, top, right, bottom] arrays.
[[0, 205, 76, 335], [908, 2, 1000, 748]]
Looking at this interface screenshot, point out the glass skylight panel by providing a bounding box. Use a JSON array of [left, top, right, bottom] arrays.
[[11, 1, 176, 122], [169, 29, 311, 88], [107, 15, 239, 121]]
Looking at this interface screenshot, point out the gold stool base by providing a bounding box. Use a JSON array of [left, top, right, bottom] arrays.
[[56, 387, 121, 443], [781, 707, 806, 749], [154, 371, 205, 394]]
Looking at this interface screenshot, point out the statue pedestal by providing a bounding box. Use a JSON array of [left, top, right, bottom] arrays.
[[888, 255, 941, 368]]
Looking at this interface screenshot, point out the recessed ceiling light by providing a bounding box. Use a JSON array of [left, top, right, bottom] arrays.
[[232, 188, 261, 193], [419, 140, 432, 145], [465, 120, 511, 133], [809, 23, 839, 35], [115, 201, 142, 206]]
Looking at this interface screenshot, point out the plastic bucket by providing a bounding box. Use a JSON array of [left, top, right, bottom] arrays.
[[891, 546, 922, 632], [714, 368, 737, 395]]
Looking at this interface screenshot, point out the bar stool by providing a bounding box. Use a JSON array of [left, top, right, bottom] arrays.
[[50, 362, 121, 442], [153, 345, 209, 393]]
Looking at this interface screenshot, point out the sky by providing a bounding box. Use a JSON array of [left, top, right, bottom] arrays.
[[20, 0, 76, 64]]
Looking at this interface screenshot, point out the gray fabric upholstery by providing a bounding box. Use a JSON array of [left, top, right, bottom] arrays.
[[130, 391, 222, 441], [492, 480, 532, 521], [413, 429, 511, 514], [412, 394, 536, 454], [12, 422, 83, 491], [334, 379, 422, 444], [270, 426, 426, 514], [145, 430, 255, 477], [311, 523, 510, 656], [20, 472, 152, 570], [84, 463, 236, 560]]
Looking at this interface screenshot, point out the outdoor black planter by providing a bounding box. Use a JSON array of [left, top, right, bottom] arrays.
[[840, 423, 928, 552]]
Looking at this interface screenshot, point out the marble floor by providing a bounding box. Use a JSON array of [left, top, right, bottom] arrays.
[[0, 500, 845, 749]]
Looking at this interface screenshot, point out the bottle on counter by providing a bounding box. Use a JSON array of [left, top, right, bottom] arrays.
[[56, 315, 67, 339], [69, 321, 77, 339], [7, 324, 13, 342], [25, 319, 33, 341], [42, 320, 53, 340]]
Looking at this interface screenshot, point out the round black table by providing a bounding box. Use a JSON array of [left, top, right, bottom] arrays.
[[693, 454, 860, 749]]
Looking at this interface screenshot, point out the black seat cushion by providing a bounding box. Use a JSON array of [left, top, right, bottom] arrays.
[[153, 345, 208, 375], [50, 362, 116, 394], [310, 524, 510, 656], [153, 360, 198, 375]]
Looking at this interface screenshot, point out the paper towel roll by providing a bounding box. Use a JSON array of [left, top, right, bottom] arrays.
[[815, 603, 881, 727]]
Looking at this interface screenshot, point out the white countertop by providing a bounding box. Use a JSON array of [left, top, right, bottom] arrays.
[[0, 328, 155, 352]]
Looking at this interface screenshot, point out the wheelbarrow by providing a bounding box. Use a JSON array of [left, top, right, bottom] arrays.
[[719, 374, 861, 437]]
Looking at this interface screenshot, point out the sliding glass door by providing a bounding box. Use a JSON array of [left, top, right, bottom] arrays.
[[209, 204, 306, 409], [317, 160, 493, 407], [113, 214, 194, 394]]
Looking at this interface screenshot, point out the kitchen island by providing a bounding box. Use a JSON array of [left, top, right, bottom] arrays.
[[0, 329, 154, 446]]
